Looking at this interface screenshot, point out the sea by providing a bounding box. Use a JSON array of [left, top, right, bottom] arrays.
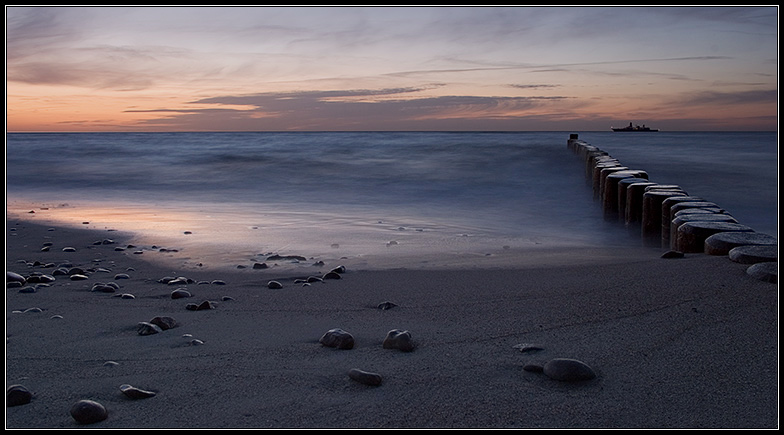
[[5, 131, 778, 270]]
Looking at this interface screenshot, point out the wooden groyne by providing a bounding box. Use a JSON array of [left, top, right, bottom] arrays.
[[567, 134, 777, 283]]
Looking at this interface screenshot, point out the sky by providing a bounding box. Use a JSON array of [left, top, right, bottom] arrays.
[[5, 6, 779, 132]]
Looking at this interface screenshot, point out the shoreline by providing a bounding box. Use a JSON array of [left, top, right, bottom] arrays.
[[5, 197, 652, 274], [5, 218, 778, 428]]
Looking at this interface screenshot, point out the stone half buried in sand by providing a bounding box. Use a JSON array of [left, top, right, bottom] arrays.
[[348, 368, 383, 386], [69, 399, 108, 424], [542, 358, 597, 382], [119, 384, 157, 400], [7, 271, 26, 285], [6, 384, 33, 407], [382, 329, 415, 352], [149, 316, 178, 331], [319, 328, 355, 350], [137, 322, 163, 336]]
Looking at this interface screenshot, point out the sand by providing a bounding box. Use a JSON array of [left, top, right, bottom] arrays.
[[5, 219, 779, 429]]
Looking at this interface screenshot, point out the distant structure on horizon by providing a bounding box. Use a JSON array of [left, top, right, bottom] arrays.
[[611, 122, 659, 132]]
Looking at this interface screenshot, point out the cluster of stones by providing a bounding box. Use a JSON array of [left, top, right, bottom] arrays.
[[568, 134, 777, 283], [317, 317, 417, 387], [267, 265, 346, 289]]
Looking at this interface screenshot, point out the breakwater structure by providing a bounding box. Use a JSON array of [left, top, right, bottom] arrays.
[[567, 134, 777, 283]]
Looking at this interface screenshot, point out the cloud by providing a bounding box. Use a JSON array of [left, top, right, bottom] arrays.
[[125, 87, 573, 130], [674, 89, 777, 107]]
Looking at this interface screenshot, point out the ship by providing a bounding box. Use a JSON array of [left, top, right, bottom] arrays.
[[612, 122, 658, 132]]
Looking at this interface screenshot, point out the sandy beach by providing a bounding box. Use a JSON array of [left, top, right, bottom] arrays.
[[5, 217, 778, 429]]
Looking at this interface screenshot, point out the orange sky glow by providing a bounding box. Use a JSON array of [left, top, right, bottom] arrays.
[[6, 6, 779, 132]]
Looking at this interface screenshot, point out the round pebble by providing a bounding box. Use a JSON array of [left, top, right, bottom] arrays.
[[149, 316, 178, 331], [348, 368, 383, 386], [319, 328, 355, 350], [91, 283, 116, 293], [382, 329, 415, 352], [7, 271, 26, 284], [171, 288, 192, 299], [267, 281, 283, 289], [542, 358, 597, 382], [137, 322, 163, 336], [70, 399, 108, 424], [6, 385, 33, 407]]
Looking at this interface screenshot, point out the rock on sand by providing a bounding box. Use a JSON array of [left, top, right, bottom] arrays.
[[69, 399, 108, 424]]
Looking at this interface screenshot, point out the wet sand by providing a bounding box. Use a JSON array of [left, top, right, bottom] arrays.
[[5, 219, 778, 429]]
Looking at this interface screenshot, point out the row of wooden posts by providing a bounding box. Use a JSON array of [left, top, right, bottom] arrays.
[[566, 134, 774, 255]]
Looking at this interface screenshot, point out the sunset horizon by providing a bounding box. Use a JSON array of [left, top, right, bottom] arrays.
[[5, 6, 778, 133]]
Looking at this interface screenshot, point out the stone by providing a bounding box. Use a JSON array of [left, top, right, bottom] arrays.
[[7, 271, 26, 284], [348, 368, 383, 386], [322, 271, 341, 280], [513, 343, 545, 353], [661, 250, 684, 259], [26, 274, 55, 283], [319, 328, 355, 350], [746, 262, 777, 283], [69, 399, 108, 424], [377, 301, 397, 310], [6, 385, 33, 407], [729, 245, 778, 264], [267, 280, 283, 289], [119, 384, 157, 399], [704, 232, 777, 256], [267, 254, 307, 262], [252, 262, 268, 269], [186, 300, 214, 311], [171, 288, 192, 299], [91, 283, 117, 293], [542, 358, 597, 382], [68, 267, 86, 275], [382, 329, 415, 352], [149, 316, 178, 331], [137, 322, 163, 335]]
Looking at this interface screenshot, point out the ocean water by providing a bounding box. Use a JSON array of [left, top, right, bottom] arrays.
[[5, 131, 778, 270]]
